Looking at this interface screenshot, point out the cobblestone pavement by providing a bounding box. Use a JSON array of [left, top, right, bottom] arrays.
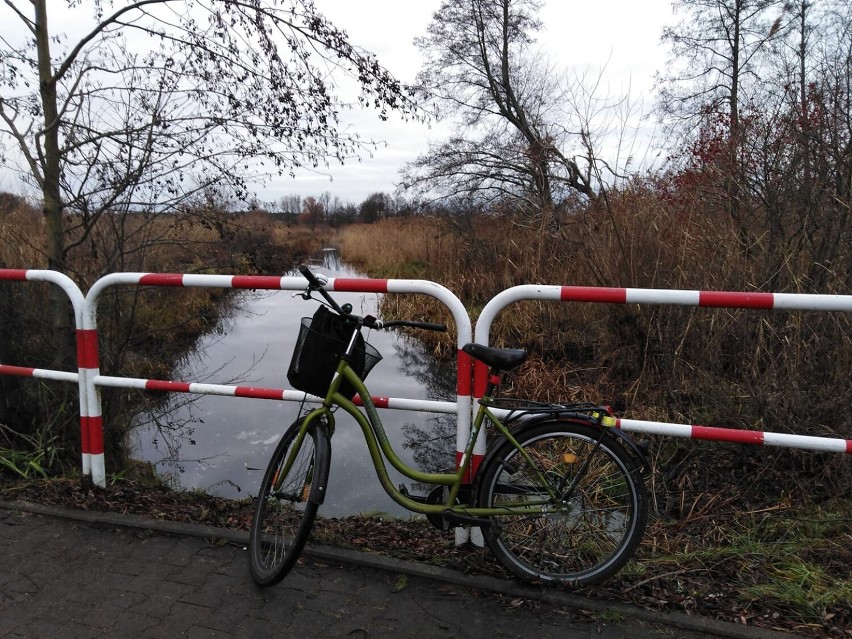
[[0, 506, 798, 638]]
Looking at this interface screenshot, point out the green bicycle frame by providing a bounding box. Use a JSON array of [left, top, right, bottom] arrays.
[[294, 352, 567, 519]]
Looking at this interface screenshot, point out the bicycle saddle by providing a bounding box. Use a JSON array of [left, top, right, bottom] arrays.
[[462, 343, 527, 371]]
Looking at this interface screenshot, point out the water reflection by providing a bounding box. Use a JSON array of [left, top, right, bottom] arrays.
[[130, 250, 456, 518], [396, 337, 458, 481]]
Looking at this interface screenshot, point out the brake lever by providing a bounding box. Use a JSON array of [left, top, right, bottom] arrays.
[[302, 275, 328, 299]]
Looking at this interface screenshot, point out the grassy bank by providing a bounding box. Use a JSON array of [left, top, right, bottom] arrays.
[[337, 213, 849, 440], [335, 212, 850, 635]]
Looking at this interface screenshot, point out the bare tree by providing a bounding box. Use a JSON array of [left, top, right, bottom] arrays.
[[656, 0, 784, 233], [0, 0, 420, 364], [659, 0, 850, 290], [278, 194, 303, 223], [401, 0, 617, 222], [760, 0, 851, 288]]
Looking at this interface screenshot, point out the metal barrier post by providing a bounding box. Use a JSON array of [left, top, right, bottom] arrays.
[[83, 272, 472, 489], [0, 270, 93, 476]]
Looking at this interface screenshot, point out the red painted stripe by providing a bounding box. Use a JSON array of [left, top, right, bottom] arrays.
[[352, 395, 390, 408], [846, 440, 852, 454], [692, 425, 765, 445], [232, 275, 284, 290], [470, 453, 484, 481], [0, 269, 29, 281], [146, 380, 192, 393], [456, 349, 472, 396], [0, 364, 36, 377], [561, 286, 627, 303], [472, 360, 489, 399], [332, 278, 388, 293], [699, 291, 774, 309], [87, 415, 104, 454], [139, 273, 185, 286], [76, 329, 100, 369], [80, 416, 90, 454], [456, 451, 485, 484], [235, 386, 285, 400], [371, 396, 390, 409]]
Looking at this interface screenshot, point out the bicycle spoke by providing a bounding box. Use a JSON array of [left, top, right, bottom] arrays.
[[478, 422, 647, 585], [249, 418, 329, 587]]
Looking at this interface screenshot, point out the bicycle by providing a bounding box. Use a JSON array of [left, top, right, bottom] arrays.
[[249, 265, 649, 587]]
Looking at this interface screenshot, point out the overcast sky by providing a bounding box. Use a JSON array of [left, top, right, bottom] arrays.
[[273, 0, 676, 206], [0, 0, 677, 206]]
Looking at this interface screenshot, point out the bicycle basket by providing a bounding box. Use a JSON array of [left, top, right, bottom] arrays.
[[287, 305, 382, 398]]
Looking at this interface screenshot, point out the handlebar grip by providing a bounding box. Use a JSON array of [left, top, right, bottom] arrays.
[[298, 265, 323, 288], [380, 320, 447, 332]]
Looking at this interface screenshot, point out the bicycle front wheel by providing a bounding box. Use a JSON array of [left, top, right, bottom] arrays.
[[250, 416, 330, 586], [476, 421, 647, 586]]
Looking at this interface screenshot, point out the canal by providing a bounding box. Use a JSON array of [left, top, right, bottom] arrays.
[[130, 251, 457, 518]]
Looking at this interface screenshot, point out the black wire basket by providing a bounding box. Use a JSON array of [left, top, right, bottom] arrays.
[[287, 311, 382, 399]]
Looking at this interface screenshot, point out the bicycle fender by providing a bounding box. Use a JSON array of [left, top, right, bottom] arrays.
[[299, 416, 332, 506], [606, 427, 649, 470]]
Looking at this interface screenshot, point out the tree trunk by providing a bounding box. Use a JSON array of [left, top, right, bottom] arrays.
[[34, 0, 73, 368]]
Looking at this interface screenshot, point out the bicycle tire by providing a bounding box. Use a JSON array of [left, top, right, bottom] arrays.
[[249, 416, 330, 586], [476, 420, 647, 586]]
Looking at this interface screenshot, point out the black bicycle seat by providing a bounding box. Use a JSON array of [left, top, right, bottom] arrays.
[[462, 343, 527, 371]]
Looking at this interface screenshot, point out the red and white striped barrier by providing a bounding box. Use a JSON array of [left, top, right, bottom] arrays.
[[93, 375, 458, 414], [474, 284, 852, 460], [83, 272, 472, 488], [614, 419, 851, 454], [0, 270, 99, 478], [0, 364, 78, 383], [3, 269, 849, 497]]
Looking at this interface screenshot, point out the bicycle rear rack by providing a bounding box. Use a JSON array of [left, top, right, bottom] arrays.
[[478, 397, 613, 425]]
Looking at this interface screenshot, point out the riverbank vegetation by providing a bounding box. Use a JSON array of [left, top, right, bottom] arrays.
[[0, 192, 325, 474], [338, 210, 849, 444]]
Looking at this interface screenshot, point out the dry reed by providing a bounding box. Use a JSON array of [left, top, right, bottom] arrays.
[[335, 189, 850, 498]]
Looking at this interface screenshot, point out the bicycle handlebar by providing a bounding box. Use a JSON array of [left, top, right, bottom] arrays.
[[373, 319, 447, 332], [298, 265, 447, 333]]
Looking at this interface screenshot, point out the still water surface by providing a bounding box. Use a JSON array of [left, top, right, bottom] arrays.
[[130, 253, 456, 518]]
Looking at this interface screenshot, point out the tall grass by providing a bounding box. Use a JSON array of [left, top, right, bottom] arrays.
[[337, 189, 850, 494], [339, 189, 850, 633], [0, 193, 325, 473]]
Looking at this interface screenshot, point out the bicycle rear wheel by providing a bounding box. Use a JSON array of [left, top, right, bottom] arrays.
[[476, 421, 647, 586], [249, 416, 330, 586]]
